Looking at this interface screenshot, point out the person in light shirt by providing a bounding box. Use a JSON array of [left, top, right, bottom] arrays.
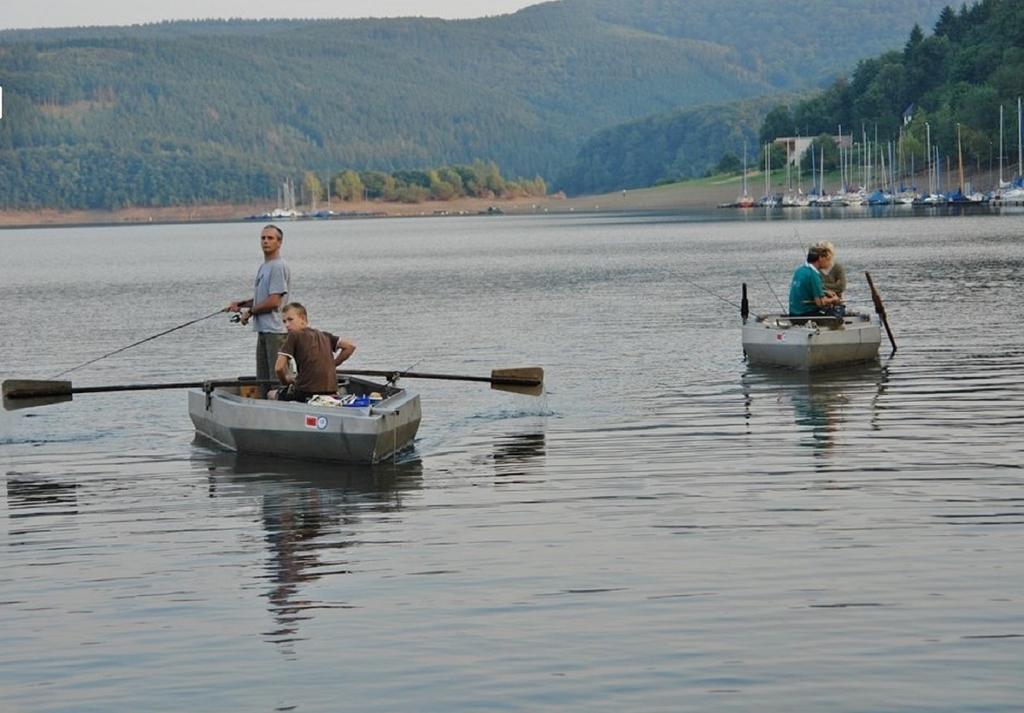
[[226, 224, 291, 396]]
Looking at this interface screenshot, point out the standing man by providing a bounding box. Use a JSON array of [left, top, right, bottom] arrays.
[[226, 224, 291, 396]]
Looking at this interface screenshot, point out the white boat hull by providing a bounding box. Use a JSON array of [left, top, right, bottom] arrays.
[[188, 378, 421, 464], [742, 313, 881, 369]]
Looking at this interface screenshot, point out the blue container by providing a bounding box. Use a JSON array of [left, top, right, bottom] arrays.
[[345, 394, 371, 408]]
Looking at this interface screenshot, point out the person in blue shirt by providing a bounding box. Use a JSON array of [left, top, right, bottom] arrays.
[[789, 246, 842, 316]]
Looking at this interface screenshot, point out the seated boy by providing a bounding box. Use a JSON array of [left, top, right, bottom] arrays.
[[269, 302, 356, 402]]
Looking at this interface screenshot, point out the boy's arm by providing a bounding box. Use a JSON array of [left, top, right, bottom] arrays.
[[333, 339, 356, 366], [274, 354, 293, 384]]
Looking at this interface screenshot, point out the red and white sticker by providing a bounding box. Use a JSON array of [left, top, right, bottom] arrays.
[[305, 415, 328, 430]]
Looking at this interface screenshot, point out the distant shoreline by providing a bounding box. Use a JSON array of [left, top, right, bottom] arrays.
[[0, 181, 742, 229]]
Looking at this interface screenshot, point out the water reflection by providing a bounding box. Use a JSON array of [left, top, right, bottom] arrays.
[[198, 452, 422, 655], [743, 364, 889, 459], [493, 431, 546, 464], [4, 475, 80, 528], [491, 430, 547, 482]]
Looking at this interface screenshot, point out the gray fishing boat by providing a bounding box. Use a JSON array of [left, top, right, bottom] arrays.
[[739, 271, 895, 370], [742, 313, 881, 369], [188, 375, 421, 464]]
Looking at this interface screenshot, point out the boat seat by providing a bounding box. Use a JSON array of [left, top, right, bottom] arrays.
[[784, 315, 844, 328]]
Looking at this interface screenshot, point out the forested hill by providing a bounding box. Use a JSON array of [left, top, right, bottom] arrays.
[[557, 0, 1024, 195], [0, 0, 950, 209], [556, 96, 792, 195], [757, 0, 1024, 172]]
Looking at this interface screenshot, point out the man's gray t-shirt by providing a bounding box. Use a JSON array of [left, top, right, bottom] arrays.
[[252, 258, 290, 333]]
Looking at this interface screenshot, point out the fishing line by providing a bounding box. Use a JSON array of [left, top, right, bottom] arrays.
[[756, 264, 787, 313], [679, 274, 741, 310], [51, 309, 226, 379]]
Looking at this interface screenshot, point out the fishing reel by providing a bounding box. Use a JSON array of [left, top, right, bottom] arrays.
[[229, 309, 252, 324]]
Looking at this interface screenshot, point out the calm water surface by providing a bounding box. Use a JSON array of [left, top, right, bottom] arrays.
[[2, 209, 1023, 712]]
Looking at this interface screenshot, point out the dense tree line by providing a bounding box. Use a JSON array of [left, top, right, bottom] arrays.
[[0, 1, 949, 209], [562, 0, 1021, 196], [563, 0, 950, 89], [306, 161, 546, 205], [556, 96, 790, 194], [757, 0, 1024, 177]]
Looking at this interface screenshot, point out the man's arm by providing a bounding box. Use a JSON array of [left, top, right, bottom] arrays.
[[238, 293, 284, 325], [248, 293, 284, 317], [226, 298, 254, 312]]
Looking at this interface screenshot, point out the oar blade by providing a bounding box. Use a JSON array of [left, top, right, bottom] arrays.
[[490, 367, 545, 397], [2, 380, 73, 411], [864, 271, 897, 355]]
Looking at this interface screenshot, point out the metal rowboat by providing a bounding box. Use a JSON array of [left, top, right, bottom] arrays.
[[189, 376, 421, 463], [742, 313, 881, 370]]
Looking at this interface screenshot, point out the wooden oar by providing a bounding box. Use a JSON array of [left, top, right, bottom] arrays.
[[2, 377, 275, 411], [338, 367, 544, 396], [865, 271, 897, 355]]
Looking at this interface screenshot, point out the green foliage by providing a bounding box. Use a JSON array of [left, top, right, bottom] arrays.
[[556, 96, 790, 194], [810, 134, 841, 171], [760, 0, 1024, 175], [322, 160, 545, 204], [760, 105, 795, 144], [716, 152, 742, 174], [0, 0, 952, 209], [768, 143, 789, 169]]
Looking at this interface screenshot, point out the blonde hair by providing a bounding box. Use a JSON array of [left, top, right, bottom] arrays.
[[282, 302, 307, 319], [813, 240, 835, 258]]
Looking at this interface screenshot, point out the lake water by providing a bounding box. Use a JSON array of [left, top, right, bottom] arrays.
[[2, 208, 1023, 712]]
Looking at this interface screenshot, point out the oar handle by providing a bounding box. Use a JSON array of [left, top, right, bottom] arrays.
[[337, 369, 542, 386], [3, 377, 278, 400]]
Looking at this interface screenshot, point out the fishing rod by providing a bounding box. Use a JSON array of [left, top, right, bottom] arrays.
[[51, 308, 227, 379]]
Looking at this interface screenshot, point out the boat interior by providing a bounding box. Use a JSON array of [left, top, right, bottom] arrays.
[[211, 375, 403, 401], [756, 313, 872, 329]]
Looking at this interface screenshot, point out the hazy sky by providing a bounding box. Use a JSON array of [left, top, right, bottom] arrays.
[[2, 1, 540, 30]]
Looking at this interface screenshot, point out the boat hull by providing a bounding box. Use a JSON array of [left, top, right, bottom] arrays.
[[188, 378, 421, 464], [742, 314, 881, 369]]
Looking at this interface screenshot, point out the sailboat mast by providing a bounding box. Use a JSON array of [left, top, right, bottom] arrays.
[[957, 123, 965, 193], [838, 125, 844, 191], [1018, 96, 1023, 178], [999, 105, 1004, 185], [743, 140, 748, 197], [797, 136, 802, 193], [820, 146, 825, 195], [925, 123, 932, 194], [889, 142, 896, 197]]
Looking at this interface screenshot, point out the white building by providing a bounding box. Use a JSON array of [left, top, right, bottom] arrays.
[[774, 135, 853, 165]]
